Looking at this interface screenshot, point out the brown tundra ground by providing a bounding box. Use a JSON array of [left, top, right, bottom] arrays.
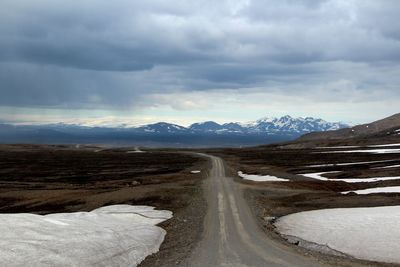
[[0, 144, 208, 267]]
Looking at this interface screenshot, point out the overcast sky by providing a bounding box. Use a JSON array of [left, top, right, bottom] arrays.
[[1, 0, 400, 126]]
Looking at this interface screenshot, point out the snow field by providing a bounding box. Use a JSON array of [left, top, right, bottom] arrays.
[[238, 171, 289, 182], [301, 171, 400, 183], [342, 186, 400, 195], [0, 205, 172, 267], [306, 159, 396, 168], [275, 206, 400, 264], [316, 148, 400, 154]]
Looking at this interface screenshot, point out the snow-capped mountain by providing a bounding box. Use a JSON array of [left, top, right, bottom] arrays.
[[189, 121, 246, 133], [134, 122, 187, 134], [189, 121, 224, 132], [186, 115, 347, 135], [17, 115, 346, 136], [0, 115, 349, 147], [40, 115, 343, 138], [245, 115, 347, 134]]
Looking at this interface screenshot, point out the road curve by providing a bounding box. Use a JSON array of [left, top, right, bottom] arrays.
[[185, 154, 325, 267]]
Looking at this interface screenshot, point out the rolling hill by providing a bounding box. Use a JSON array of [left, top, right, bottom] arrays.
[[299, 113, 400, 141]]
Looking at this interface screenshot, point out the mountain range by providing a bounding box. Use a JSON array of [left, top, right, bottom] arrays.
[[0, 115, 348, 147], [127, 115, 347, 135]]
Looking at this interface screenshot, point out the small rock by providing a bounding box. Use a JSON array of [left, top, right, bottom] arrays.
[[263, 216, 276, 222], [131, 181, 141, 186]]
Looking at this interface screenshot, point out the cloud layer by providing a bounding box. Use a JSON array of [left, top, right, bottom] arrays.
[[1, 0, 399, 123]]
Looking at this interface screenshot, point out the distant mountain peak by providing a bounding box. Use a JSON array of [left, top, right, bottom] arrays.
[[243, 115, 346, 134], [135, 122, 188, 133]]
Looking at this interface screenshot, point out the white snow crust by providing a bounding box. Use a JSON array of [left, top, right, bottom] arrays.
[[0, 205, 172, 267], [316, 146, 360, 149], [275, 206, 400, 264], [342, 186, 400, 195], [301, 171, 400, 183], [127, 147, 144, 153], [238, 171, 289, 182], [368, 143, 400, 147], [317, 148, 400, 154], [372, 164, 400, 169], [306, 159, 396, 168]]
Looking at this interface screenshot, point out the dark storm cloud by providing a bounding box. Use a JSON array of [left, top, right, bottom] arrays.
[[0, 0, 213, 71], [1, 0, 400, 109]]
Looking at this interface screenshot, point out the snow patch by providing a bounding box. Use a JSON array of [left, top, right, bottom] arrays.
[[191, 170, 201, 174], [368, 143, 400, 147], [0, 205, 172, 267], [316, 148, 400, 154], [275, 206, 400, 264], [301, 171, 340, 181], [342, 186, 400, 195], [127, 147, 144, 153], [316, 146, 360, 149], [238, 171, 289, 182], [372, 164, 400, 169], [306, 159, 396, 168], [301, 171, 400, 183]]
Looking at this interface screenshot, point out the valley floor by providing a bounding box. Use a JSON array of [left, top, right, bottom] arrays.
[[2, 143, 400, 266]]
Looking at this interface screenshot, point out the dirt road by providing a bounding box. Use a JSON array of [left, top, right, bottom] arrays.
[[185, 154, 325, 267]]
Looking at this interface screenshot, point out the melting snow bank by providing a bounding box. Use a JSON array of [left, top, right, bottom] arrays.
[[342, 186, 400, 195], [316, 145, 360, 149], [372, 164, 400, 169], [127, 149, 144, 153], [282, 235, 350, 258], [238, 171, 289, 182], [306, 159, 396, 168], [275, 206, 400, 264], [369, 143, 400, 147], [301, 171, 400, 183], [0, 205, 172, 267], [316, 143, 400, 149], [316, 148, 400, 154]]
